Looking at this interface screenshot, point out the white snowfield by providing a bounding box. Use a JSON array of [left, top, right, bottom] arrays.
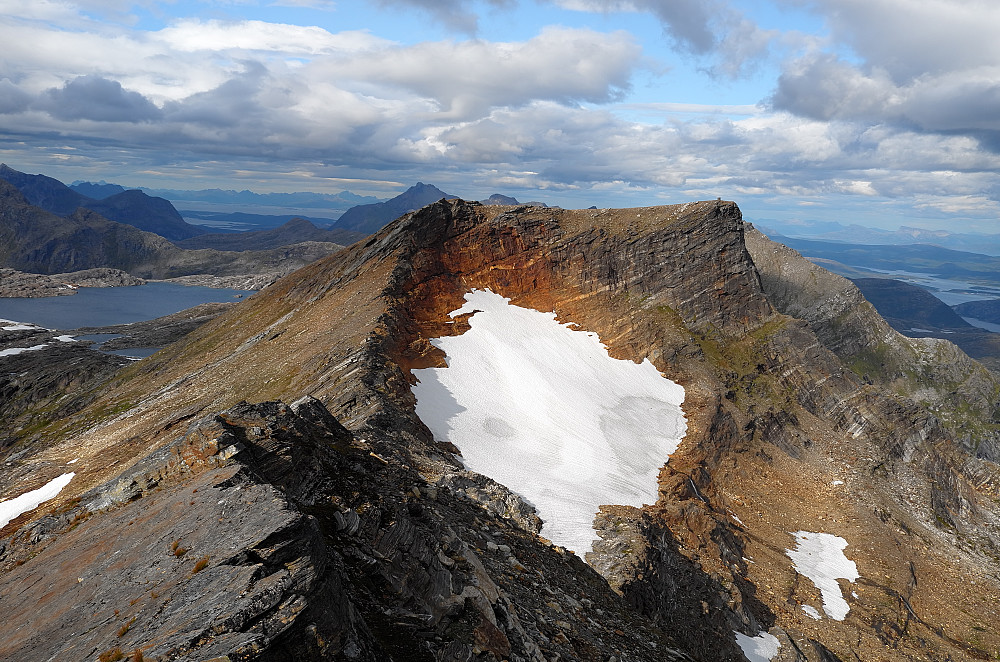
[[785, 531, 860, 620], [0, 344, 50, 358], [412, 289, 687, 558], [1, 319, 39, 331], [0, 473, 75, 529], [734, 631, 781, 662]]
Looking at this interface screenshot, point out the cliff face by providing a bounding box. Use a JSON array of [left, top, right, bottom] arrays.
[[3, 199, 1000, 661]]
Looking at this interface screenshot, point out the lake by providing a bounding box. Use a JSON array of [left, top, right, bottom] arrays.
[[0, 282, 255, 330]]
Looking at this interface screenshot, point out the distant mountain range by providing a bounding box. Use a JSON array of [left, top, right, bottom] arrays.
[[131, 185, 381, 209], [764, 232, 1000, 289], [0, 180, 345, 279], [756, 219, 1000, 256], [0, 165, 205, 241], [175, 217, 367, 251]]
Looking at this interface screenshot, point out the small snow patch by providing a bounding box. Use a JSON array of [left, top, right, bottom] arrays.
[[0, 473, 75, 529], [54, 335, 76, 342], [785, 531, 859, 620], [734, 631, 781, 662], [801, 604, 821, 619], [0, 319, 38, 331], [0, 344, 49, 358], [831, 480, 844, 486]]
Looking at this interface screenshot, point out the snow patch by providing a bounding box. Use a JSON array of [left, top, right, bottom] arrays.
[[54, 335, 76, 342], [830, 480, 844, 486], [785, 531, 859, 620], [0, 473, 75, 529], [412, 289, 687, 557], [734, 631, 781, 662], [0, 344, 49, 357], [0, 319, 39, 331], [801, 604, 821, 619]]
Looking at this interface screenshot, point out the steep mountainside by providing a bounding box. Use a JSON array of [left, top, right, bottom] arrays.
[[3, 200, 1000, 661], [336, 182, 456, 234], [0, 164, 205, 240], [0, 180, 345, 280]]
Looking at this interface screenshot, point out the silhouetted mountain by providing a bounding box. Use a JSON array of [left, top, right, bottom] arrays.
[[482, 193, 519, 205], [0, 180, 344, 278], [954, 299, 1000, 325], [0, 164, 205, 240], [85, 189, 205, 240], [335, 182, 456, 233], [851, 277, 974, 330], [70, 181, 127, 199], [0, 164, 87, 215], [175, 217, 367, 251]]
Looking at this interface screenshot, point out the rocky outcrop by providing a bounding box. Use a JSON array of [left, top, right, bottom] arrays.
[[0, 397, 693, 662], [0, 268, 76, 297], [0, 267, 146, 297]]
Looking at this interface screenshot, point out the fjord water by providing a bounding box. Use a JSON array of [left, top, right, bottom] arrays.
[[0, 282, 254, 329]]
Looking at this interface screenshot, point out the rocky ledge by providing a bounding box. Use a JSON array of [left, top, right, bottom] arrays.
[[0, 268, 145, 297], [0, 397, 692, 662]]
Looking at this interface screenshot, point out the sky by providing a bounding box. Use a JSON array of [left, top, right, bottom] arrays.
[[2, 0, 999, 232]]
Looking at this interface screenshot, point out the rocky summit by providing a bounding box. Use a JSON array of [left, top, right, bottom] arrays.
[[2, 199, 1000, 662]]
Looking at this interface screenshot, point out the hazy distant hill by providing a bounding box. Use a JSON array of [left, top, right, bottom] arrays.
[[482, 193, 519, 205], [769, 233, 1000, 287], [175, 217, 367, 251], [758, 220, 1000, 256], [336, 182, 456, 234], [851, 278, 974, 330], [954, 299, 1000, 325], [0, 164, 87, 216], [140, 186, 380, 209], [70, 181, 127, 199], [0, 180, 344, 278], [0, 165, 205, 241]]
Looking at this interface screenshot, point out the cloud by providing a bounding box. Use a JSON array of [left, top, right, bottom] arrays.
[[315, 26, 641, 119], [155, 18, 388, 55], [0, 79, 32, 114], [373, 0, 513, 34], [34, 75, 162, 122], [773, 0, 1000, 143], [552, 0, 777, 78]]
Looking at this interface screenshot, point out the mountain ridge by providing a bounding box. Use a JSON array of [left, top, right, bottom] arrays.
[[0, 164, 205, 241], [2, 199, 1000, 661]]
